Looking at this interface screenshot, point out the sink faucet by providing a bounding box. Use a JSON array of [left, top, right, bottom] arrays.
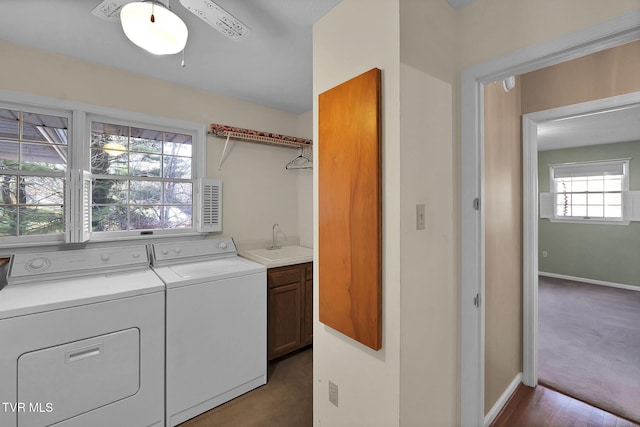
[[267, 223, 281, 250]]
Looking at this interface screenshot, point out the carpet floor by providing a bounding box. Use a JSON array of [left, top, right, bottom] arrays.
[[538, 276, 640, 423], [179, 347, 312, 427]]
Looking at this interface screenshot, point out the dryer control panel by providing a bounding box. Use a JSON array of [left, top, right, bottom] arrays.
[[7, 245, 149, 285]]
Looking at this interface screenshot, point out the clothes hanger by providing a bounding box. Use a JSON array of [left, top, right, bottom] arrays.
[[285, 146, 312, 170]]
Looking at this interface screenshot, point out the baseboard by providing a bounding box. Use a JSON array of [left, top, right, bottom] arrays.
[[539, 272, 640, 292], [484, 373, 522, 427]]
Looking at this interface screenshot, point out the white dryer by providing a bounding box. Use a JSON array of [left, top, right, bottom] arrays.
[[0, 245, 165, 427], [149, 238, 267, 427]]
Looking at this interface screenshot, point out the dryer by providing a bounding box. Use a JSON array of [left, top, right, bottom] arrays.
[[150, 238, 267, 427], [0, 245, 165, 427]]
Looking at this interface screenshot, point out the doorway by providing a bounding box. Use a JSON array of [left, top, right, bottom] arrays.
[[523, 94, 640, 422], [460, 13, 640, 427]]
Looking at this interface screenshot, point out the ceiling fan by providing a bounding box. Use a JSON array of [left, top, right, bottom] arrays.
[[92, 0, 251, 55]]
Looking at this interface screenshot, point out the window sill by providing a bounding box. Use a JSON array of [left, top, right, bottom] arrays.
[[547, 218, 630, 226]]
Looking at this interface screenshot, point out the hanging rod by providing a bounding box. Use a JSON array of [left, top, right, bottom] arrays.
[[209, 123, 313, 170]]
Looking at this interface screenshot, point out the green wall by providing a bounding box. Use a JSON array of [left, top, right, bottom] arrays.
[[538, 140, 640, 287]]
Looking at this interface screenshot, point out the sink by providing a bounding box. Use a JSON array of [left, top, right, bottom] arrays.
[[240, 246, 313, 268]]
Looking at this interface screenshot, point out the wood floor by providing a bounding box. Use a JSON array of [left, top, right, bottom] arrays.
[[491, 384, 640, 427]]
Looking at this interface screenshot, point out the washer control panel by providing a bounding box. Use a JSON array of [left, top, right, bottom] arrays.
[[8, 245, 149, 284], [150, 238, 236, 265]]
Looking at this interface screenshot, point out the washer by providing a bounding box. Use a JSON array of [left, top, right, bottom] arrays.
[[149, 237, 267, 427], [0, 245, 165, 427]]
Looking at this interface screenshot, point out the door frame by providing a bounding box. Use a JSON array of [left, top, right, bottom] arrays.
[[460, 10, 640, 427], [522, 90, 640, 386]]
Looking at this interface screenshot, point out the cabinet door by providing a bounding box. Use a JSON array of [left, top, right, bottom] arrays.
[[302, 278, 313, 346], [268, 283, 302, 360]]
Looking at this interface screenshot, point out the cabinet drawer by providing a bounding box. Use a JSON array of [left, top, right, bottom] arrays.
[[268, 266, 303, 288], [305, 263, 313, 280]]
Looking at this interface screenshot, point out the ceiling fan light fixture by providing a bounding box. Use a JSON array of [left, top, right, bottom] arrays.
[[120, 1, 188, 55]]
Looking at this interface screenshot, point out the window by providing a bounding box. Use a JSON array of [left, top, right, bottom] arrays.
[[548, 160, 629, 223], [0, 106, 70, 240], [90, 120, 194, 233], [0, 95, 210, 245]]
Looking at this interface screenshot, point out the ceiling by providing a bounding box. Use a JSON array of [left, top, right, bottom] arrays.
[[0, 1, 482, 115], [537, 104, 640, 151], [0, 0, 343, 114]]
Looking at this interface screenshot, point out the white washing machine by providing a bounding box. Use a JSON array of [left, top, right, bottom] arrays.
[[149, 238, 267, 427], [0, 245, 165, 427]]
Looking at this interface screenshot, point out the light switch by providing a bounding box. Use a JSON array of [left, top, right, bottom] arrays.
[[416, 204, 425, 230]]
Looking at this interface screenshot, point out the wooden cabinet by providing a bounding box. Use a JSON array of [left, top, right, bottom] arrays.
[[268, 262, 313, 360]]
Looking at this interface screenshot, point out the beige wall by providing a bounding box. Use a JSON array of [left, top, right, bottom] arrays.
[[0, 38, 308, 246], [399, 1, 458, 426], [313, 1, 402, 426], [521, 40, 640, 114], [458, 0, 640, 69], [483, 79, 523, 413]]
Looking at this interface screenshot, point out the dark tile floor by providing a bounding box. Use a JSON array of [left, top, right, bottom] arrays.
[[180, 347, 312, 427]]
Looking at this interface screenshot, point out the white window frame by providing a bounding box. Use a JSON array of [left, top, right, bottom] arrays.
[[547, 159, 630, 225], [0, 90, 207, 246], [85, 114, 203, 241], [0, 101, 73, 246]]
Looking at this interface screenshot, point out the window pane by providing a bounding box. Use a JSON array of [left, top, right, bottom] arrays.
[[130, 180, 161, 205], [91, 149, 129, 175], [604, 193, 622, 206], [0, 108, 19, 140], [0, 141, 19, 169], [163, 156, 191, 179], [572, 179, 587, 192], [164, 182, 192, 205], [0, 206, 17, 236], [588, 206, 604, 217], [572, 193, 587, 205], [587, 176, 604, 192], [22, 142, 67, 172], [19, 206, 63, 235], [572, 205, 587, 217], [605, 205, 622, 218], [0, 176, 17, 205], [604, 176, 622, 192], [130, 152, 161, 177], [93, 179, 128, 205], [556, 204, 569, 216], [130, 127, 162, 154], [587, 193, 603, 206], [164, 206, 192, 229], [129, 206, 162, 230], [556, 193, 570, 205], [22, 112, 68, 143], [92, 205, 128, 232], [20, 176, 64, 205], [164, 132, 192, 157], [555, 178, 571, 193]]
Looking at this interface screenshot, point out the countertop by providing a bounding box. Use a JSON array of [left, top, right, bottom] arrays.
[[238, 246, 313, 269]]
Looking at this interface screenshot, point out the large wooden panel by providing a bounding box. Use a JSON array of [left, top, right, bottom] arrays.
[[318, 68, 382, 350]]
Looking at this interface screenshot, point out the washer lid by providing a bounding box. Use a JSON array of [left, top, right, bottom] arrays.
[[153, 256, 265, 288]]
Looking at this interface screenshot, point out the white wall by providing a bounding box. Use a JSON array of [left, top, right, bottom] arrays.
[[297, 110, 314, 248], [313, 0, 402, 426], [0, 39, 309, 247]]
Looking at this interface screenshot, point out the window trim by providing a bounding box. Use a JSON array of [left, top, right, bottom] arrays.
[[0, 101, 73, 245], [0, 89, 206, 246], [86, 114, 201, 240], [548, 159, 630, 225]]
